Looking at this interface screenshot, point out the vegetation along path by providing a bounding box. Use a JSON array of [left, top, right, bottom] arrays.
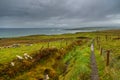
[[90, 41, 99, 80], [59, 41, 91, 80]]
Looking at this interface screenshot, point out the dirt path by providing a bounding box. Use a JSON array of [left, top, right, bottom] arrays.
[[90, 42, 99, 80]]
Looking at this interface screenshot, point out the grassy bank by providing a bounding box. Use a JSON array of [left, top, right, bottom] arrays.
[[59, 42, 91, 80]]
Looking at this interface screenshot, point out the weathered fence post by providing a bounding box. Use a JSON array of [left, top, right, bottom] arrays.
[[96, 36, 99, 45], [60, 40, 62, 48], [66, 41, 67, 46], [98, 43, 100, 50], [105, 35, 107, 41], [100, 47, 102, 55], [98, 36, 100, 42], [106, 50, 110, 66]]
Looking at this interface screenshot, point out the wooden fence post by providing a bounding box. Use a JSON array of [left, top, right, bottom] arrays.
[[106, 50, 110, 66], [60, 40, 62, 48], [98, 36, 100, 42], [96, 36, 99, 45], [66, 41, 67, 46], [100, 47, 102, 55], [105, 35, 107, 41], [98, 43, 100, 50]]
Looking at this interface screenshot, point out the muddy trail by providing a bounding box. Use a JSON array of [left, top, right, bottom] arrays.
[[90, 42, 99, 80]]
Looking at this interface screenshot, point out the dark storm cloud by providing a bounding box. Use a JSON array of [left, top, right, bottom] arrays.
[[0, 0, 120, 28], [0, 0, 67, 19]]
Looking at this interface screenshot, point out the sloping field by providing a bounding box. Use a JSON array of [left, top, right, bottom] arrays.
[[0, 30, 120, 80]]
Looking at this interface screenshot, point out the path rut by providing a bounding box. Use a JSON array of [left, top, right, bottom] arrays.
[[90, 42, 99, 80]]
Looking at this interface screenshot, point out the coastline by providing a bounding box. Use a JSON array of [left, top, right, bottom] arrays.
[[1, 27, 120, 38], [0, 29, 120, 39]]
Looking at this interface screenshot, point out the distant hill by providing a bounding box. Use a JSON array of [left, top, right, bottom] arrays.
[[65, 26, 120, 31]]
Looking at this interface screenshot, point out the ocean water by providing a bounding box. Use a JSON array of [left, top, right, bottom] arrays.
[[0, 28, 94, 38], [1, 27, 118, 38]]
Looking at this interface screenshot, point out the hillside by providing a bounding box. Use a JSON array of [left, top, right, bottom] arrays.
[[0, 30, 120, 80]]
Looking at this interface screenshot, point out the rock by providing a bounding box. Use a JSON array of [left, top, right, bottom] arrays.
[[16, 55, 23, 60], [11, 62, 15, 66]]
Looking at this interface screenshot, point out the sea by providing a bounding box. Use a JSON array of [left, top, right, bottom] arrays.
[[0, 27, 119, 38], [0, 28, 93, 38]]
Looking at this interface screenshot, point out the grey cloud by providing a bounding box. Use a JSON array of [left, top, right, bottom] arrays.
[[0, 0, 120, 28]]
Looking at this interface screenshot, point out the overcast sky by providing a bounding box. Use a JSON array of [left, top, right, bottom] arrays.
[[0, 0, 120, 28]]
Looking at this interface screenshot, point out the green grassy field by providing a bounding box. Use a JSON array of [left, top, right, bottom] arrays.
[[0, 40, 72, 64], [0, 30, 120, 80]]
